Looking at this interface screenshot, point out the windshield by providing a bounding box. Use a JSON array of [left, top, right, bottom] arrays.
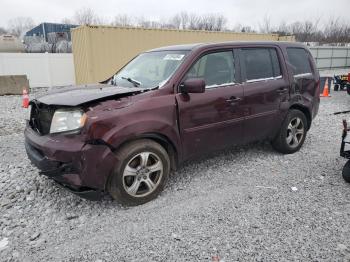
[[111, 50, 189, 89]]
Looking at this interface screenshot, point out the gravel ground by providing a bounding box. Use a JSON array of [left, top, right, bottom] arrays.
[[0, 89, 350, 262]]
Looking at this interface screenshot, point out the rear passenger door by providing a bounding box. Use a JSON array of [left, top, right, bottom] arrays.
[[239, 47, 290, 143]]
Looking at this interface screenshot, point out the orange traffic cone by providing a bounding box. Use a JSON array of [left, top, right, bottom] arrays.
[[320, 78, 331, 97], [22, 88, 29, 108]]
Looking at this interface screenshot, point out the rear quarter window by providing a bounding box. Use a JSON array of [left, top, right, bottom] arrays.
[[286, 48, 312, 75]]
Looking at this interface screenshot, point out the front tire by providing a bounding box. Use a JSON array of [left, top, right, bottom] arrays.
[[342, 160, 350, 183], [334, 84, 339, 91], [272, 110, 307, 154], [108, 139, 170, 206]]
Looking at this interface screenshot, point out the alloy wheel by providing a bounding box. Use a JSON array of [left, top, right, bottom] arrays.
[[286, 117, 304, 148], [122, 152, 163, 197]]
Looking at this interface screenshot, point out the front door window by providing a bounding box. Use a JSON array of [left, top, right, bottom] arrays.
[[184, 51, 235, 88]]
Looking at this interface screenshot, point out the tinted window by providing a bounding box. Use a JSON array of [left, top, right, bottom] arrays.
[[242, 48, 281, 81], [185, 51, 235, 87], [286, 48, 312, 75]]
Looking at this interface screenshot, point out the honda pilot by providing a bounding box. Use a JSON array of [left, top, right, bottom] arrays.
[[25, 41, 320, 205]]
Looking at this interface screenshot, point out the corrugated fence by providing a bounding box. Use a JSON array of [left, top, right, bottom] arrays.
[[72, 25, 294, 84], [309, 46, 350, 70]]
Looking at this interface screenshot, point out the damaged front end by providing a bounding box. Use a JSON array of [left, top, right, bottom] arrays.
[[24, 84, 144, 200], [25, 114, 117, 200]]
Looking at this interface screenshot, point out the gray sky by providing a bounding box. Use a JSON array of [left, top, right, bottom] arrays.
[[1, 0, 349, 29]]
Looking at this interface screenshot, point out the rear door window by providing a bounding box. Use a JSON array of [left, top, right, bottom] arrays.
[[286, 48, 312, 75], [241, 48, 281, 81]]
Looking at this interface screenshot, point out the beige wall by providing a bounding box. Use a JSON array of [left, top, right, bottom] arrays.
[[72, 25, 295, 84]]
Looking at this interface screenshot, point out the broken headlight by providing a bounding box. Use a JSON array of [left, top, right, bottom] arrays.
[[50, 108, 87, 134]]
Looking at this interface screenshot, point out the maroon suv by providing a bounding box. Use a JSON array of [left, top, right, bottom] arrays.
[[25, 41, 320, 205]]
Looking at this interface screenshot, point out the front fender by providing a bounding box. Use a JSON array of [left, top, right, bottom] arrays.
[[104, 119, 181, 154], [85, 93, 182, 160]]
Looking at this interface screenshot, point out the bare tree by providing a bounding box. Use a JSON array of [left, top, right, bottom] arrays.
[[136, 17, 161, 29], [258, 15, 273, 33], [287, 20, 319, 42], [214, 14, 227, 31], [186, 13, 227, 31], [301, 21, 316, 41], [180, 12, 189, 29], [241, 26, 255, 33], [54, 9, 350, 45], [73, 8, 102, 25], [113, 14, 134, 27], [323, 17, 349, 44], [168, 12, 190, 29], [290, 21, 302, 35], [110, 11, 227, 31], [7, 17, 34, 37], [342, 25, 350, 43], [198, 14, 215, 31], [188, 13, 201, 30], [136, 17, 151, 28], [169, 14, 182, 29], [275, 21, 289, 35]]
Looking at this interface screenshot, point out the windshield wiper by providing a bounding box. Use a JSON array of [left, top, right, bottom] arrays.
[[121, 76, 141, 87]]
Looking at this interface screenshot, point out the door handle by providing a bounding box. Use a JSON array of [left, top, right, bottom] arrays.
[[226, 97, 242, 105], [277, 88, 288, 94]]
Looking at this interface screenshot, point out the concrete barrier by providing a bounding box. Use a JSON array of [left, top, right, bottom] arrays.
[[0, 75, 29, 95]]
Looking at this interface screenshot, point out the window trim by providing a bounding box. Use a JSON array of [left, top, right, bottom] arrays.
[[294, 72, 313, 79], [246, 75, 282, 84], [205, 81, 238, 89]]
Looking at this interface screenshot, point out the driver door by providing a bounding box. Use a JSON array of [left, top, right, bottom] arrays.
[[175, 50, 245, 160]]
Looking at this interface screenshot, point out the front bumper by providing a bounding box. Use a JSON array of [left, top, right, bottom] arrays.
[[24, 124, 117, 200]]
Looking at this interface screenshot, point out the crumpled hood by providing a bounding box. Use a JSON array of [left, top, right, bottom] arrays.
[[34, 84, 147, 106]]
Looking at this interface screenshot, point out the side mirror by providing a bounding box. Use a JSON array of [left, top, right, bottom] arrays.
[[179, 78, 205, 94]]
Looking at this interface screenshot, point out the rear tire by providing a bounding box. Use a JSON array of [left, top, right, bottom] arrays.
[[272, 110, 307, 154], [342, 160, 350, 183], [347, 84, 350, 95], [108, 139, 170, 206]]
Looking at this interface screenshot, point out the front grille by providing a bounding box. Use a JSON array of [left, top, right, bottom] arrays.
[[29, 103, 55, 135]]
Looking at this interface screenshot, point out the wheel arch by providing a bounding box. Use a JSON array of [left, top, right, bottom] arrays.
[[113, 132, 179, 171], [104, 133, 179, 192], [289, 104, 312, 130]]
